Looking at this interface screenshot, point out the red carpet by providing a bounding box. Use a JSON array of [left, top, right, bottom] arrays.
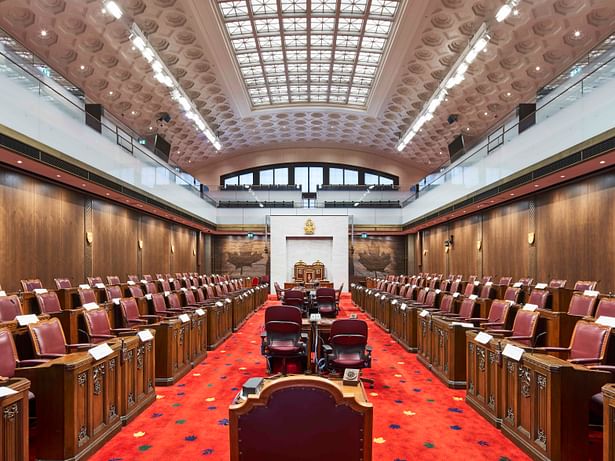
[[90, 294, 533, 460]]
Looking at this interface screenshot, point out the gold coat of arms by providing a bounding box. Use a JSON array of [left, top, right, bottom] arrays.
[[304, 218, 315, 235]]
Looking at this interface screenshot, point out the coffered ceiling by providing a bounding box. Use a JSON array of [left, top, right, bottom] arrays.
[[0, 0, 613, 176]]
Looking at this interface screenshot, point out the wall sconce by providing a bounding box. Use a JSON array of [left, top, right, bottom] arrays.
[[444, 245, 450, 253], [527, 232, 535, 245], [247, 232, 255, 239], [171, 244, 175, 254], [423, 249, 428, 256], [192, 248, 196, 256], [138, 239, 143, 250], [476, 240, 482, 251], [85, 231, 93, 245]]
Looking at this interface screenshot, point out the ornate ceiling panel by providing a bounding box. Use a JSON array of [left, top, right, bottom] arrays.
[[0, 0, 613, 175]]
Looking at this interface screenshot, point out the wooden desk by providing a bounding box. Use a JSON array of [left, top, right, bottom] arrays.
[[0, 377, 29, 461], [603, 383, 615, 461], [229, 376, 372, 461], [430, 316, 477, 388], [500, 350, 610, 461], [302, 318, 334, 369]]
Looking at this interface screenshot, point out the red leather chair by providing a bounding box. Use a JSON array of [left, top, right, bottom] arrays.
[[261, 306, 306, 375], [142, 274, 153, 282], [119, 297, 160, 327], [574, 280, 598, 291], [150, 293, 183, 317], [593, 298, 615, 319], [106, 275, 121, 285], [534, 320, 611, 365], [481, 276, 493, 284], [82, 308, 134, 343], [87, 276, 104, 287], [498, 276, 512, 286], [479, 284, 496, 299], [105, 285, 123, 303], [144, 282, 158, 294], [324, 319, 373, 387], [526, 288, 551, 309], [567, 293, 598, 317], [128, 285, 145, 298], [468, 299, 512, 328], [549, 279, 567, 288], [54, 278, 72, 289], [127, 275, 140, 283], [78, 288, 98, 306], [36, 292, 63, 315], [0, 328, 46, 385], [20, 279, 44, 292], [28, 318, 92, 359], [0, 295, 23, 322], [430, 293, 455, 316], [503, 287, 522, 303], [487, 310, 540, 346], [283, 290, 305, 312], [518, 277, 534, 287], [316, 288, 337, 318], [449, 298, 478, 320]]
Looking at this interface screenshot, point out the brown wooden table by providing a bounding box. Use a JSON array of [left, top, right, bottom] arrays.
[[0, 377, 29, 461]]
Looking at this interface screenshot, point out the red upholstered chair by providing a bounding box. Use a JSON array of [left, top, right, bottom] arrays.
[[283, 290, 305, 312], [28, 318, 92, 359], [184, 289, 207, 307], [36, 292, 63, 315], [534, 320, 611, 365], [150, 293, 183, 317], [167, 292, 198, 311], [479, 284, 496, 299], [229, 376, 372, 461], [20, 279, 44, 292], [251, 277, 259, 287], [82, 308, 134, 343], [155, 274, 164, 280], [567, 293, 598, 317], [261, 306, 306, 375], [127, 275, 140, 283], [105, 285, 123, 303], [468, 299, 512, 329], [518, 278, 534, 287], [160, 280, 172, 293], [504, 287, 522, 303], [453, 298, 478, 320], [87, 276, 104, 287], [486, 310, 540, 346], [449, 280, 462, 294], [498, 276, 513, 286], [593, 298, 615, 319], [526, 289, 551, 309], [0, 295, 23, 322], [549, 279, 567, 288], [106, 275, 121, 285], [119, 297, 160, 327], [143, 274, 153, 282], [316, 288, 337, 318], [78, 288, 97, 306], [481, 276, 493, 284], [431, 294, 455, 316], [145, 282, 158, 294], [0, 328, 46, 383], [324, 319, 373, 387], [128, 285, 145, 298], [574, 280, 598, 291], [54, 278, 72, 289]]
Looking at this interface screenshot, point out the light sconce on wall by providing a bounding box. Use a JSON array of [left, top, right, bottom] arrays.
[[527, 232, 535, 245], [138, 240, 143, 250], [171, 244, 175, 254], [476, 240, 482, 251], [192, 248, 196, 256], [85, 231, 93, 245], [423, 250, 428, 256]]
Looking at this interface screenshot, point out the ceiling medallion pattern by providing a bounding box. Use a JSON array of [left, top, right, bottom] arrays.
[[215, 0, 401, 107], [0, 0, 613, 173]]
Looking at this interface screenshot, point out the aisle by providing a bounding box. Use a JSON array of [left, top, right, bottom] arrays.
[[90, 295, 531, 460]]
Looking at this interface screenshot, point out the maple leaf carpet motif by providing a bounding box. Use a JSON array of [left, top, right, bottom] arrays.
[[85, 294, 544, 460]]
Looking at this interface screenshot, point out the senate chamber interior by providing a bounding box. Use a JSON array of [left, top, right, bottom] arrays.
[[0, 0, 614, 460]]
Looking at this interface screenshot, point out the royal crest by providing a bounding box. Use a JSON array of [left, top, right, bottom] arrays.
[[304, 218, 315, 235]]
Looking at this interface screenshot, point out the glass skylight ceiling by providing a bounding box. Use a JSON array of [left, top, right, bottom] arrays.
[[216, 0, 400, 107]]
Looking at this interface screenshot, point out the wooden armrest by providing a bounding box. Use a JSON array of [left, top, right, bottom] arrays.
[[111, 329, 137, 336], [66, 343, 95, 351], [467, 317, 487, 323], [508, 335, 533, 341], [533, 346, 570, 353], [588, 365, 615, 373], [481, 322, 504, 328], [39, 353, 67, 359], [486, 329, 512, 336], [568, 357, 600, 365], [17, 359, 49, 367]]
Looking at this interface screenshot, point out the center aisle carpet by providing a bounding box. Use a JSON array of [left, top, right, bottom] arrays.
[[91, 294, 531, 461]]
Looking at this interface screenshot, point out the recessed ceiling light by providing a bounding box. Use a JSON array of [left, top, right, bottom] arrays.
[[105, 193, 110, 196], [40, 30, 48, 37], [574, 30, 581, 38], [510, 193, 515, 196], [81, 183, 86, 187], [490, 200, 494, 203], [560, 175, 566, 178], [599, 160, 606, 164], [80, 65, 85, 70], [506, 92, 511, 96], [534, 184, 539, 187], [466, 127, 470, 131], [484, 111, 488, 116], [512, 8, 519, 16], [535, 66, 541, 71], [149, 126, 153, 130], [131, 111, 135, 115], [56, 174, 61, 178], [16, 160, 23, 164], [109, 91, 113, 95]]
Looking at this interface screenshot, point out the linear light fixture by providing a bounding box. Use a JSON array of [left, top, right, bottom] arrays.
[[129, 23, 222, 151], [495, 0, 519, 22], [103, 1, 123, 19], [396, 24, 490, 152]]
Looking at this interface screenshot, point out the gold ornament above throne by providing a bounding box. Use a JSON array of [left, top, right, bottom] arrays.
[[304, 218, 315, 235]]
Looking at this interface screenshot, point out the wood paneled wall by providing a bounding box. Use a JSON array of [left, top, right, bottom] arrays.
[[0, 168, 201, 292], [417, 171, 615, 292]]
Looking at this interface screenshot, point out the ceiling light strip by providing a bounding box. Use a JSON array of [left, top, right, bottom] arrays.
[[396, 23, 490, 152], [129, 23, 222, 151]]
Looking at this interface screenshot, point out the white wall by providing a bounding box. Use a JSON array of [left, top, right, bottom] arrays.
[[270, 215, 348, 293]]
